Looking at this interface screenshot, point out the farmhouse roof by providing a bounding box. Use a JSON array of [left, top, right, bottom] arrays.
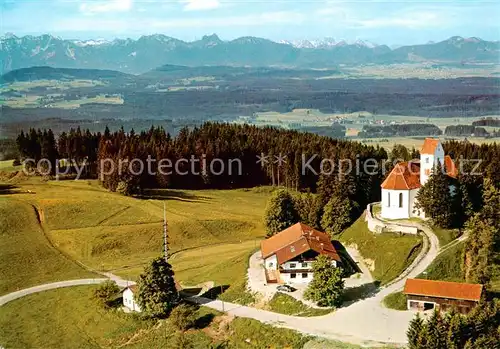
[[261, 223, 340, 264], [403, 279, 483, 302], [421, 138, 441, 155], [381, 161, 421, 190], [124, 285, 139, 294]]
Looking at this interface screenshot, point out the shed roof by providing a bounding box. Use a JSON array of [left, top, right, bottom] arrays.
[[403, 279, 483, 302], [261, 223, 340, 264]]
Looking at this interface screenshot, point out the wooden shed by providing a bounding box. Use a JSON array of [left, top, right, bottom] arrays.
[[403, 278, 483, 314]]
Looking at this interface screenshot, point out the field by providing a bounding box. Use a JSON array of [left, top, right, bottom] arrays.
[[2, 94, 124, 109], [339, 215, 423, 285], [382, 292, 407, 311], [418, 241, 465, 283], [0, 178, 270, 297], [0, 79, 106, 92], [267, 292, 332, 317], [0, 196, 96, 295], [0, 160, 21, 173], [0, 285, 379, 349]]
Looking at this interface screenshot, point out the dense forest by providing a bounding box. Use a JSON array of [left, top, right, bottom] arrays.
[[472, 117, 500, 127], [444, 125, 492, 137], [358, 124, 442, 138]]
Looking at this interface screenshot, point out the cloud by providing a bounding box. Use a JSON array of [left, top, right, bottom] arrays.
[[79, 0, 133, 15], [349, 11, 445, 29], [181, 0, 220, 11], [53, 11, 304, 32]]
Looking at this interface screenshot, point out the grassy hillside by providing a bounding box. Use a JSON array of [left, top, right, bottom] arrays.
[[418, 242, 465, 283], [339, 215, 423, 285], [1, 179, 270, 292], [0, 285, 374, 349], [0, 197, 96, 295]]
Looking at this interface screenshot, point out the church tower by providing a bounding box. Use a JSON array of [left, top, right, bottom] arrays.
[[420, 138, 445, 186]]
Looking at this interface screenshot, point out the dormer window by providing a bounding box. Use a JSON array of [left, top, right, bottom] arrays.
[[290, 246, 295, 253]]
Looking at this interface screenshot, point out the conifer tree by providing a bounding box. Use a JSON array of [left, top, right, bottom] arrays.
[[264, 189, 300, 236], [304, 255, 344, 307], [136, 257, 179, 318], [414, 161, 455, 228], [321, 194, 356, 237], [407, 313, 424, 349]]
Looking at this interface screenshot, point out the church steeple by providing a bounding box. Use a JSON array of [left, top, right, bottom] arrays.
[[420, 138, 445, 186]]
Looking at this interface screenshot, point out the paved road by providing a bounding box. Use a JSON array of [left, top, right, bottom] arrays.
[[0, 216, 441, 347], [189, 220, 440, 347], [0, 279, 107, 306]]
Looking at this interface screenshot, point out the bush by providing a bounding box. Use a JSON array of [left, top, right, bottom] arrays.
[[169, 303, 197, 332], [92, 280, 120, 308]]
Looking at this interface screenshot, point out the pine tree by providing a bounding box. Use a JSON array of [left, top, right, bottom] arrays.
[[303, 255, 344, 307], [321, 194, 355, 237], [414, 161, 455, 228], [407, 313, 424, 349], [136, 257, 179, 318], [447, 311, 466, 349], [264, 189, 300, 236]]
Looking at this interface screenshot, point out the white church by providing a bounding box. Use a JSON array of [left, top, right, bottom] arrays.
[[380, 138, 458, 220]]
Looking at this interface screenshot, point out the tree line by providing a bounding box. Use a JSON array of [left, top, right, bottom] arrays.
[[358, 124, 442, 138]]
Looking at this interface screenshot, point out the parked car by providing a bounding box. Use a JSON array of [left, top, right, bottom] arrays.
[[277, 284, 296, 292]]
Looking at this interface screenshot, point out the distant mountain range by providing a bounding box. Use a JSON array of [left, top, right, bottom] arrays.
[[1, 33, 498, 74]]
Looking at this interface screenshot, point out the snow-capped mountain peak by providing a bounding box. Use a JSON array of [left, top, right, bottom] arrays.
[[73, 38, 110, 47]]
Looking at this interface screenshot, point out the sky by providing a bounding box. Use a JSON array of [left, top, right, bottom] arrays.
[[1, 0, 499, 45]]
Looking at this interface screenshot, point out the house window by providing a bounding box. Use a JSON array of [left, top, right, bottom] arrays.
[[302, 273, 308, 278], [290, 273, 297, 279], [399, 193, 403, 208], [268, 262, 274, 268], [301, 262, 308, 268], [425, 157, 429, 164], [290, 263, 296, 268], [387, 192, 390, 207]]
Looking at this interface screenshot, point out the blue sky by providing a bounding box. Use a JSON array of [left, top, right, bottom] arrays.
[[1, 0, 499, 45]]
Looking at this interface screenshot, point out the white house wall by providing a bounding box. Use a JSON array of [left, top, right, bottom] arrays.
[[281, 271, 313, 284], [264, 255, 278, 270], [381, 188, 411, 219], [409, 188, 425, 218], [123, 289, 141, 312]]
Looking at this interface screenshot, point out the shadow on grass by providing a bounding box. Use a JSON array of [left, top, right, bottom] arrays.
[[341, 281, 381, 307], [136, 189, 212, 202], [200, 285, 230, 299], [0, 184, 19, 195], [179, 287, 203, 298], [194, 313, 216, 329], [332, 240, 362, 276]]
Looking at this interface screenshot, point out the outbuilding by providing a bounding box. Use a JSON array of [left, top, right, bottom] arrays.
[[122, 285, 141, 312], [403, 278, 483, 314]]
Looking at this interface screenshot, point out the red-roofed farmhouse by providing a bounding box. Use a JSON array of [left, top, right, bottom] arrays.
[[261, 223, 341, 284]]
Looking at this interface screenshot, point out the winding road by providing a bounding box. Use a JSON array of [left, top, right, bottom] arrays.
[[0, 213, 444, 347]]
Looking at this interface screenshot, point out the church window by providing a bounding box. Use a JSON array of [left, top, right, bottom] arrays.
[[399, 193, 403, 208], [387, 192, 390, 207]]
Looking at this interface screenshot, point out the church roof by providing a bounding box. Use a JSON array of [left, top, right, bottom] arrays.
[[381, 161, 421, 190], [421, 138, 441, 155], [444, 155, 458, 178]]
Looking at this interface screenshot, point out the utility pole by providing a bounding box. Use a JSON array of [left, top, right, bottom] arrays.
[[163, 201, 168, 261]]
